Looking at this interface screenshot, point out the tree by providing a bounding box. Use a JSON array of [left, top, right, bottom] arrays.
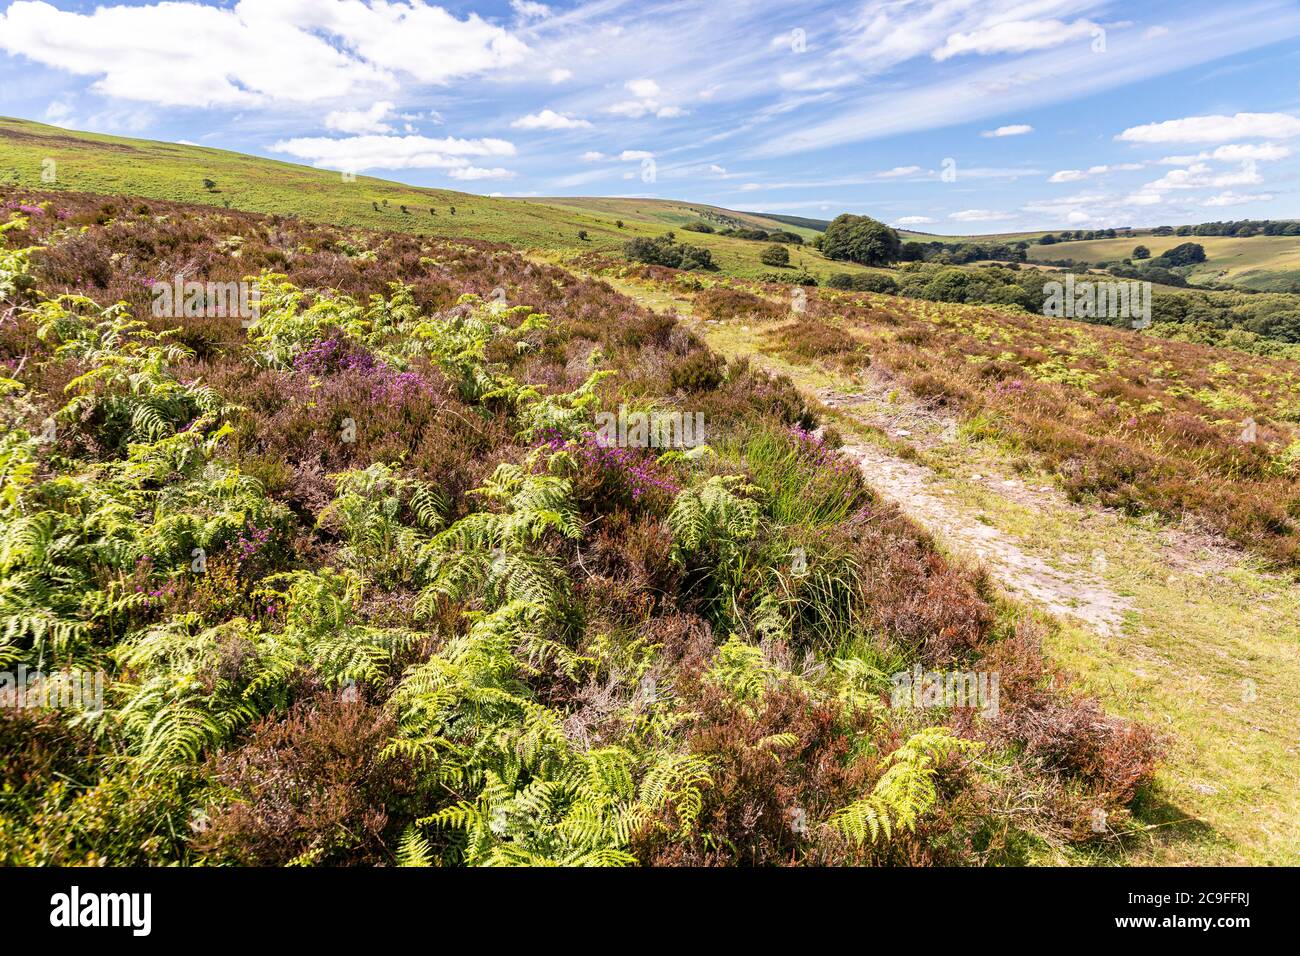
[[202, 178, 216, 191], [759, 244, 790, 267], [1163, 242, 1206, 266], [820, 214, 901, 266], [577, 230, 588, 241], [1132, 245, 1151, 260]]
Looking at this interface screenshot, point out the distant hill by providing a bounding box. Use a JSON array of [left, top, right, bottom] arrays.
[[741, 212, 832, 232]]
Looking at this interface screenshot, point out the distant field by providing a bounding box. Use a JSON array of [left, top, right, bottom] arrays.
[[1026, 234, 1300, 291], [0, 116, 873, 282]]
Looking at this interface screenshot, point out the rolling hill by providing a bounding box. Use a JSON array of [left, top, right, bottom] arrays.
[[0, 116, 865, 281], [1025, 233, 1300, 291]]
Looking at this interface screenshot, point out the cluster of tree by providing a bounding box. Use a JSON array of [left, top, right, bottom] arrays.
[[682, 220, 804, 244], [1100, 260, 1190, 288], [723, 226, 803, 244], [1037, 229, 1123, 244], [1153, 219, 1300, 237], [826, 272, 900, 293], [1155, 241, 1207, 266], [623, 235, 716, 271], [820, 214, 902, 266], [899, 239, 1029, 264]]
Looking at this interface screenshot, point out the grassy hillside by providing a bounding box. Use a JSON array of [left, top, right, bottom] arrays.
[[0, 116, 870, 283], [1026, 233, 1300, 291]]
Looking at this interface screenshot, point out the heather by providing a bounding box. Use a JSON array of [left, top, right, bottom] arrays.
[[0, 189, 1158, 866]]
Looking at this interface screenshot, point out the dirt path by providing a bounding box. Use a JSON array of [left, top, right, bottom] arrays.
[[837, 435, 1131, 634], [568, 267, 1300, 863], [749, 363, 1133, 634]]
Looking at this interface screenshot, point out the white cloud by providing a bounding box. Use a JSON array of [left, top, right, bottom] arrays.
[[1048, 163, 1145, 182], [511, 109, 593, 130], [1118, 111, 1300, 143], [950, 209, 1017, 222], [324, 101, 396, 134], [625, 78, 661, 99], [270, 133, 516, 174], [1202, 191, 1274, 206], [1144, 26, 1170, 39], [511, 0, 550, 20], [618, 150, 654, 160], [449, 166, 516, 180], [580, 151, 607, 162], [1158, 143, 1292, 164], [878, 165, 923, 178], [548, 68, 572, 84], [981, 124, 1033, 137], [606, 101, 652, 118], [933, 19, 1097, 61], [1144, 160, 1261, 191], [604, 77, 685, 119], [896, 216, 937, 225], [0, 0, 528, 108], [43, 100, 74, 126]]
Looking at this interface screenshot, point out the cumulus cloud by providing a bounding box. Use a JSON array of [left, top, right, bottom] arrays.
[[324, 101, 396, 134], [0, 0, 528, 108], [933, 19, 1097, 61], [625, 78, 661, 99], [1048, 163, 1145, 183], [895, 216, 936, 225], [511, 109, 593, 130], [605, 78, 686, 119], [981, 124, 1033, 137], [1157, 143, 1293, 164], [1144, 160, 1261, 191], [548, 68, 572, 84], [1118, 112, 1300, 143], [270, 133, 516, 175]]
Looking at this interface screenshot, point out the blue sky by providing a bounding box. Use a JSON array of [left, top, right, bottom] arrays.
[[2, 0, 1299, 233]]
